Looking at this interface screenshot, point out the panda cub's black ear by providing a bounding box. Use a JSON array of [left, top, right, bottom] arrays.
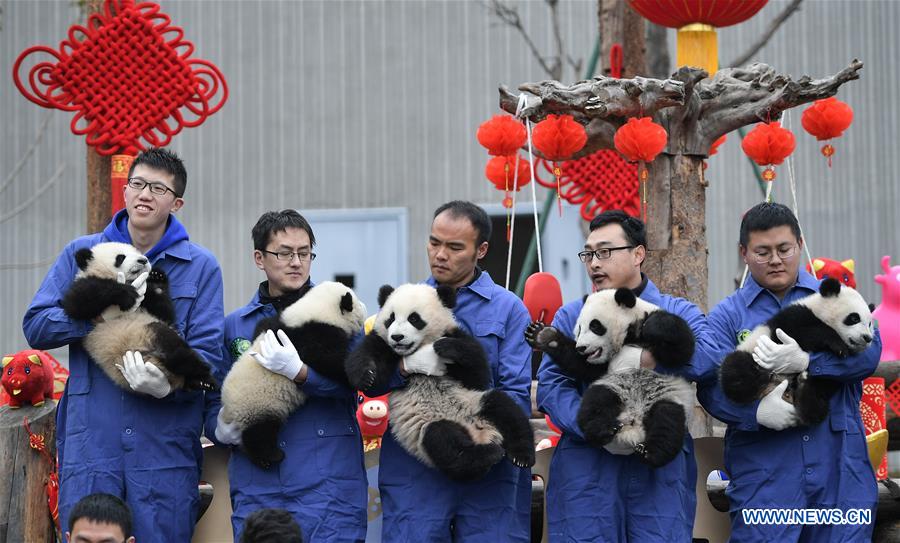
[[820, 278, 842, 298], [614, 288, 637, 308], [436, 285, 457, 309], [377, 285, 395, 308], [74, 248, 94, 271], [340, 292, 354, 313]]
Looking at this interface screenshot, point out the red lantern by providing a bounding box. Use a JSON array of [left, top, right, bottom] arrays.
[[801, 97, 853, 167], [703, 134, 727, 170], [741, 122, 795, 181], [477, 115, 527, 156], [614, 117, 668, 220], [485, 154, 531, 241], [532, 114, 588, 214], [628, 0, 768, 28]]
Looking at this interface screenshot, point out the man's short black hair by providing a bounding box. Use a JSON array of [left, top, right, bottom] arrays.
[[68, 493, 133, 539], [127, 147, 187, 197], [252, 210, 316, 251], [588, 210, 647, 249], [433, 200, 492, 246], [739, 202, 802, 247], [240, 508, 303, 543]]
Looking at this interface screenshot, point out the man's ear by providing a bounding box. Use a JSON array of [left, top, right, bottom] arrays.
[[253, 250, 265, 271], [476, 241, 488, 260], [633, 244, 646, 267], [171, 197, 184, 213]]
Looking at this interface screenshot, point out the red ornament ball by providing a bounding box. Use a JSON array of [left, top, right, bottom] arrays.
[[741, 121, 795, 166], [614, 117, 668, 163], [531, 114, 588, 161], [485, 155, 532, 191], [477, 115, 527, 156], [801, 97, 853, 141]]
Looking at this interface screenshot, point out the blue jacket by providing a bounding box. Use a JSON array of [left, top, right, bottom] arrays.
[[697, 271, 880, 541], [377, 271, 534, 542], [204, 286, 367, 542], [536, 277, 716, 542], [23, 211, 225, 543]]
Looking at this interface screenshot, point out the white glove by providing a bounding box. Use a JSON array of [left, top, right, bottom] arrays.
[[116, 350, 172, 399], [215, 409, 243, 446], [756, 380, 798, 431], [249, 329, 304, 380], [753, 328, 810, 374], [116, 270, 150, 310], [402, 343, 447, 376], [608, 345, 643, 373]]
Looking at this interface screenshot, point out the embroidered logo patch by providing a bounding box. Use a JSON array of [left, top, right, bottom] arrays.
[[229, 338, 252, 360], [737, 329, 752, 344]]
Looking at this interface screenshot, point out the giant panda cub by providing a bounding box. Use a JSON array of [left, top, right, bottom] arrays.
[[527, 288, 696, 467], [220, 281, 367, 469], [344, 284, 535, 481], [62, 242, 218, 393], [719, 277, 874, 425]]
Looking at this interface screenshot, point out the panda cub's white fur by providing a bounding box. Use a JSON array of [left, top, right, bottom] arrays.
[[220, 281, 367, 468]]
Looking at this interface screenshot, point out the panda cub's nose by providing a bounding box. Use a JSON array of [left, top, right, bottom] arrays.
[[576, 345, 587, 354], [137, 257, 148, 265], [391, 334, 405, 342], [862, 334, 873, 343]]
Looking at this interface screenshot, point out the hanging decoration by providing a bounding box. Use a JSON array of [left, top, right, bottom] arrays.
[[704, 134, 727, 169], [800, 97, 853, 167], [614, 116, 668, 220], [740, 121, 796, 181], [12, 0, 228, 214], [477, 115, 527, 156], [485, 154, 531, 241], [23, 416, 60, 537], [627, 0, 768, 74], [534, 151, 639, 221], [531, 114, 588, 214]]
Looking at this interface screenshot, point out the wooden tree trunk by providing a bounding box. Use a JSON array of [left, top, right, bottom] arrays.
[[87, 147, 111, 234], [0, 402, 57, 543], [599, 0, 645, 78]]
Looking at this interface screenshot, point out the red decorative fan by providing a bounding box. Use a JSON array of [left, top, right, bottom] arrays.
[[534, 151, 639, 221]]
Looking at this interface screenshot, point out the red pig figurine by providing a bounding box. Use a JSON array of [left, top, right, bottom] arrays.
[[357, 393, 390, 451], [2, 350, 55, 408]]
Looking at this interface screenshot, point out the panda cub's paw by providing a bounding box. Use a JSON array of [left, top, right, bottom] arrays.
[[524, 321, 561, 351], [506, 444, 536, 468], [345, 355, 377, 392], [146, 268, 169, 296]]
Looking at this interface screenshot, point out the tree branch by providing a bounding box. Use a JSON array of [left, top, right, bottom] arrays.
[[728, 0, 804, 68], [484, 0, 557, 78]]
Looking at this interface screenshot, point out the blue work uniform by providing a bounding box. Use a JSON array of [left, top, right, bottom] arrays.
[[697, 271, 881, 543], [536, 276, 716, 542], [23, 210, 225, 543], [377, 270, 533, 542], [203, 282, 368, 542]]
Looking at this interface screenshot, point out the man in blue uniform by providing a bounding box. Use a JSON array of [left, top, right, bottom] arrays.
[[536, 210, 716, 542], [373, 201, 533, 542], [24, 148, 225, 543], [207, 210, 367, 541], [697, 202, 881, 542]]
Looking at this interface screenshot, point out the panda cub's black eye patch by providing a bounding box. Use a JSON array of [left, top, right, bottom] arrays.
[[844, 313, 861, 326], [115, 254, 126, 267], [384, 313, 395, 328], [407, 312, 426, 330], [589, 319, 607, 336]]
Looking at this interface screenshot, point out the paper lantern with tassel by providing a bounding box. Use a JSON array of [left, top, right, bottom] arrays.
[[740, 121, 795, 181], [801, 97, 853, 167], [477, 115, 527, 156], [614, 116, 668, 219], [485, 154, 531, 240], [532, 114, 587, 214]]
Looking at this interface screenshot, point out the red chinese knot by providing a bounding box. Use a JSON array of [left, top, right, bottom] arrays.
[[12, 0, 228, 155]]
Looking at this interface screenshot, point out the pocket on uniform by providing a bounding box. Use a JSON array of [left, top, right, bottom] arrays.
[[167, 283, 197, 335], [313, 419, 363, 479]]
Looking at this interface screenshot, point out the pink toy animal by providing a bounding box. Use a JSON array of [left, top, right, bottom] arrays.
[[874, 256, 900, 361]]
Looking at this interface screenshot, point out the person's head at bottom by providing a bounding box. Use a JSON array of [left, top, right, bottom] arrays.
[[240, 508, 304, 543], [66, 493, 135, 543]]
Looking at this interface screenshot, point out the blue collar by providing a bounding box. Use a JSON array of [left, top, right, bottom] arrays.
[[426, 269, 495, 301], [103, 209, 190, 262], [739, 270, 820, 307], [238, 280, 317, 317]]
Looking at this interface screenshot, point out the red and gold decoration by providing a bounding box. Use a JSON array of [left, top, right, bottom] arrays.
[[800, 97, 853, 167], [740, 121, 796, 181], [628, 0, 769, 74], [531, 114, 588, 214], [860, 377, 888, 480], [1, 350, 55, 408], [12, 0, 227, 212], [110, 154, 136, 215], [806, 257, 856, 288], [485, 154, 532, 239], [614, 116, 668, 220], [477, 115, 527, 156], [22, 416, 60, 534], [534, 151, 639, 221]]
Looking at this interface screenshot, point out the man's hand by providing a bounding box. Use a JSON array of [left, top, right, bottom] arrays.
[[249, 329, 304, 380], [116, 351, 172, 399], [401, 342, 447, 376], [116, 270, 150, 310], [753, 328, 810, 374], [215, 410, 243, 446], [756, 380, 799, 431]]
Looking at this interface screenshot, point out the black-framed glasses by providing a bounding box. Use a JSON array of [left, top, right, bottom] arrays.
[[263, 250, 317, 263], [752, 245, 797, 264], [127, 176, 180, 197], [577, 246, 635, 263]]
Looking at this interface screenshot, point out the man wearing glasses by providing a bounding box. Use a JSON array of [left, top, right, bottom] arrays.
[[697, 202, 881, 542], [535, 209, 716, 541], [206, 209, 367, 541], [24, 147, 225, 543]]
